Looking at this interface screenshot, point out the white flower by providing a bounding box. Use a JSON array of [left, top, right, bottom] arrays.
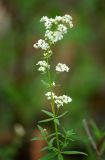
[[43, 50, 52, 57], [45, 92, 55, 100], [43, 128, 47, 132], [37, 15, 73, 46], [62, 95, 72, 104], [33, 39, 49, 50], [38, 66, 46, 72], [52, 82, 55, 86], [53, 31, 63, 42], [55, 63, 70, 72], [36, 60, 50, 72], [55, 95, 72, 108], [62, 15, 72, 23], [45, 30, 54, 42], [45, 92, 72, 108], [69, 21, 73, 28], [57, 24, 67, 34], [45, 30, 63, 44], [40, 16, 53, 29], [55, 16, 62, 22]]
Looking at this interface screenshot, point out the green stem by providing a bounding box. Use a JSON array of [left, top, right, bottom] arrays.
[[46, 58, 60, 152]]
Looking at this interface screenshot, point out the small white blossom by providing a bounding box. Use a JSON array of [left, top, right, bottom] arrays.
[[43, 128, 47, 132], [45, 30, 63, 44], [38, 66, 46, 72], [40, 16, 53, 29], [36, 60, 50, 72], [43, 50, 52, 57], [55, 63, 70, 72], [55, 16, 62, 22], [45, 30, 54, 42], [33, 39, 49, 50], [54, 95, 72, 108], [62, 95, 72, 104], [39, 15, 73, 45], [57, 24, 67, 34], [45, 92, 72, 108], [52, 82, 55, 86], [69, 21, 73, 28], [45, 92, 55, 100], [62, 15, 72, 23], [53, 31, 63, 42]]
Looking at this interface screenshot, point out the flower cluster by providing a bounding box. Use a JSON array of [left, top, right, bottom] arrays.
[[45, 92, 72, 108], [33, 39, 49, 50], [55, 63, 69, 72], [34, 14, 73, 107], [36, 60, 50, 72], [40, 15, 73, 29], [34, 14, 73, 49]]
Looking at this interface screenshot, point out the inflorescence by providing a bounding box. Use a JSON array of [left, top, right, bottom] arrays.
[[34, 14, 73, 108]]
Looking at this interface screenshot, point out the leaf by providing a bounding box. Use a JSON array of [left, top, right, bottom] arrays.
[[62, 151, 88, 156], [48, 133, 56, 138], [91, 120, 101, 138], [37, 125, 44, 132], [66, 129, 75, 137], [39, 152, 56, 160], [42, 53, 52, 59], [58, 154, 64, 160], [51, 147, 59, 154], [41, 146, 49, 152], [48, 132, 64, 139], [58, 111, 68, 119], [62, 127, 67, 134], [31, 137, 43, 141], [41, 80, 49, 87], [54, 118, 60, 125], [49, 137, 56, 146], [58, 139, 64, 145], [38, 118, 53, 123], [100, 139, 105, 154], [41, 110, 53, 117]]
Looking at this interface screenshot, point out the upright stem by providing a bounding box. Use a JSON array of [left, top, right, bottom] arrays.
[[46, 58, 60, 151]]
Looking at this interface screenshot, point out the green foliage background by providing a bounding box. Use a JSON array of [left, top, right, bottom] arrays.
[[0, 0, 105, 159]]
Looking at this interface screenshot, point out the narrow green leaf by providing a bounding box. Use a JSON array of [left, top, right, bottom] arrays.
[[58, 154, 64, 160], [51, 147, 59, 154], [59, 139, 64, 145], [41, 110, 53, 117], [41, 146, 49, 152], [62, 127, 66, 134], [91, 120, 101, 138], [62, 151, 88, 156], [39, 152, 56, 160], [66, 129, 75, 137], [54, 118, 60, 125], [37, 125, 43, 132], [48, 133, 56, 138], [38, 118, 53, 123], [31, 137, 43, 141], [41, 80, 49, 87], [58, 111, 68, 118], [49, 137, 56, 146], [48, 132, 64, 138], [100, 139, 105, 154]]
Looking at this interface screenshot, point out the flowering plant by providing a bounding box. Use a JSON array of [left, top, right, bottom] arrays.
[[32, 15, 87, 160]]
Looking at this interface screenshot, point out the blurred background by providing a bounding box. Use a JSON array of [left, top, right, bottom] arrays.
[[0, 0, 105, 159]]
